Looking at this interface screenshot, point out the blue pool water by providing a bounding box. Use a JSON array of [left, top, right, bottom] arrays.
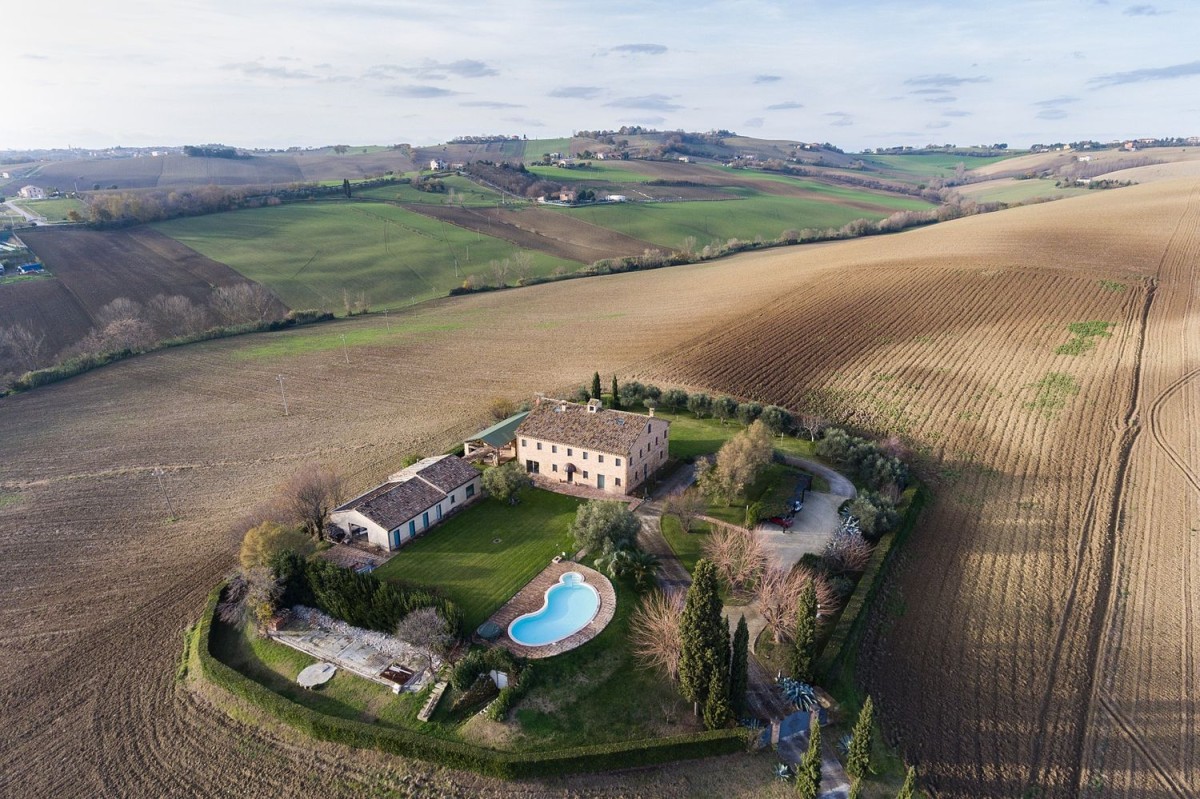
[[508, 571, 600, 646]]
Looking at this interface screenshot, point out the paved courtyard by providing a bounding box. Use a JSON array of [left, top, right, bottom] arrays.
[[754, 490, 848, 571]]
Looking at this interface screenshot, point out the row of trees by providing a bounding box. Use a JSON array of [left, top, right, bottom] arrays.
[[0, 283, 287, 386]]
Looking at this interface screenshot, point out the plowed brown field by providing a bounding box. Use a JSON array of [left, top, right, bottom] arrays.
[[649, 180, 1200, 798], [2, 180, 1196, 798]]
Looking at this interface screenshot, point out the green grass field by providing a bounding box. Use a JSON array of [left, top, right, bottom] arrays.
[[13, 197, 86, 221], [373, 490, 580, 630], [523, 137, 574, 160], [961, 178, 1090, 204], [558, 191, 922, 249], [354, 175, 506, 206], [861, 152, 1021, 182], [154, 201, 575, 310], [525, 162, 658, 184]]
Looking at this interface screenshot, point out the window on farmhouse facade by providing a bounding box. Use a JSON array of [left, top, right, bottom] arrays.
[[615, 477, 622, 487], [537, 441, 542, 450], [583, 451, 588, 460], [616, 457, 622, 466], [466, 484, 475, 498], [583, 471, 589, 479], [567, 448, 573, 456], [552, 464, 558, 472], [521, 438, 527, 446], [552, 445, 557, 453], [598, 454, 604, 463]]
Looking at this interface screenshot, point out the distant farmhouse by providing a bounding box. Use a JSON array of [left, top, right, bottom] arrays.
[[515, 397, 670, 495], [18, 185, 45, 200], [330, 455, 482, 551]]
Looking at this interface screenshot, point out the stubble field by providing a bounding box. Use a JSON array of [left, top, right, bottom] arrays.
[[1, 179, 1196, 798]]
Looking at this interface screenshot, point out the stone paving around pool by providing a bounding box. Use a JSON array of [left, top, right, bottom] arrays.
[[486, 560, 615, 659]]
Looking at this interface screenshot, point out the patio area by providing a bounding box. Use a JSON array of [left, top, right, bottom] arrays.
[[269, 605, 436, 692]]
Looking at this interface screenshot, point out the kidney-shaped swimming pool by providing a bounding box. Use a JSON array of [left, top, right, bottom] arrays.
[[507, 571, 600, 647]]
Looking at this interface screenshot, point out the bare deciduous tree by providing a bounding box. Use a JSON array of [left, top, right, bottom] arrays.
[[822, 527, 873, 575], [95, 296, 143, 328], [0, 323, 47, 373], [395, 606, 455, 676], [488, 396, 517, 421], [757, 565, 837, 644], [281, 463, 345, 539], [704, 523, 768, 592], [146, 294, 209, 338], [796, 412, 828, 442], [629, 589, 686, 680], [211, 283, 284, 326], [665, 487, 707, 532]]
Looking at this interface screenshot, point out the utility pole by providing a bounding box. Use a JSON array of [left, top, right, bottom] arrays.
[[276, 374, 289, 416], [384, 309, 391, 331], [340, 333, 350, 364], [152, 467, 176, 519]]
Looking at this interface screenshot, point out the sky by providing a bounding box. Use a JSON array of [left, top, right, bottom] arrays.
[[7, 0, 1200, 152]]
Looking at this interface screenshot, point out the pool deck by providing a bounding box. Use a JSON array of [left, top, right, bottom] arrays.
[[486, 560, 616, 659]]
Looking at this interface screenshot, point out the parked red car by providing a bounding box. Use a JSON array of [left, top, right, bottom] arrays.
[[767, 516, 793, 529]]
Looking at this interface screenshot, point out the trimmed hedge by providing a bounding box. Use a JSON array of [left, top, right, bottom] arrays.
[[817, 483, 928, 680], [195, 588, 745, 777]]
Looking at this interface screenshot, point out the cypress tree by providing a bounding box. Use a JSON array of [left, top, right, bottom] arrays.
[[702, 667, 732, 730], [678, 559, 724, 711], [896, 765, 917, 799], [794, 713, 822, 798], [790, 579, 818, 683], [591, 371, 602, 400], [847, 777, 863, 799], [846, 695, 875, 780], [611, 375, 620, 409], [730, 615, 749, 718]]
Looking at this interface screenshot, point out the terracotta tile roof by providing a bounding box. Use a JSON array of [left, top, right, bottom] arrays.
[[516, 400, 663, 456], [337, 478, 445, 532], [337, 455, 480, 531], [398, 455, 481, 493]]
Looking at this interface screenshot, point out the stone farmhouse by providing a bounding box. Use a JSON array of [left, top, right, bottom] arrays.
[[18, 185, 46, 200], [515, 397, 670, 495], [330, 455, 482, 551]]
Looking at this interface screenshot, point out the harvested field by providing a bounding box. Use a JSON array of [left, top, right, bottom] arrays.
[[647, 179, 1200, 798], [8, 227, 278, 359], [403, 203, 659, 263], [3, 178, 1198, 798], [15, 151, 416, 193]]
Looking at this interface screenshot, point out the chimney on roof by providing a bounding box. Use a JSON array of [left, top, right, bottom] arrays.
[[648, 406, 655, 417], [587, 398, 603, 414], [535, 392, 545, 406]]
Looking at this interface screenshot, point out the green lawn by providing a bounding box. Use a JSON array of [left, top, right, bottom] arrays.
[[13, 197, 86, 221], [621, 407, 818, 462], [512, 577, 701, 748], [154, 202, 575, 310], [373, 490, 580, 630], [660, 514, 711, 576], [209, 618, 429, 732], [705, 462, 808, 526]]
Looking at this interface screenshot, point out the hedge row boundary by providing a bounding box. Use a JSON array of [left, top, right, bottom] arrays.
[[816, 482, 929, 680], [194, 588, 745, 778]]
